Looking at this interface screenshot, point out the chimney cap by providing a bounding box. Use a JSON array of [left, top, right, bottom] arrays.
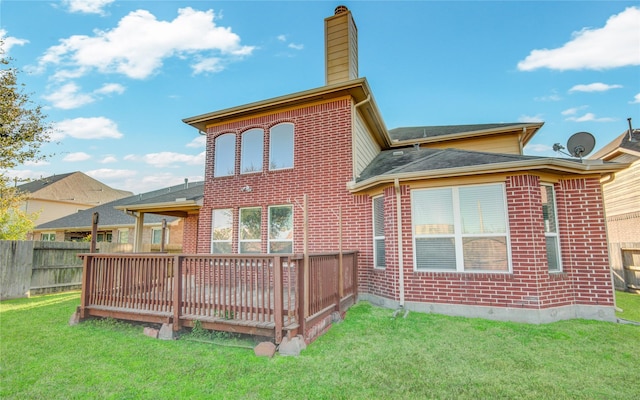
[[334, 5, 348, 15]]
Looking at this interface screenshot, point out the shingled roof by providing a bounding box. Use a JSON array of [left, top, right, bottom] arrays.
[[350, 146, 624, 192], [17, 171, 132, 205], [36, 181, 204, 230]]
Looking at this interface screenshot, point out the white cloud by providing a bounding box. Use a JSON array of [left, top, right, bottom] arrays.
[[38, 7, 255, 80], [288, 43, 304, 50], [53, 117, 124, 140], [631, 93, 640, 104], [94, 83, 125, 95], [518, 114, 544, 123], [43, 82, 94, 109], [0, 29, 29, 53], [43, 82, 125, 109], [23, 160, 50, 167], [277, 34, 287, 42], [561, 106, 588, 116], [85, 168, 138, 180], [63, 0, 115, 15], [565, 112, 615, 122], [192, 57, 223, 74], [141, 151, 206, 168], [63, 152, 92, 162], [186, 136, 207, 148], [524, 143, 553, 153], [569, 83, 623, 93], [100, 155, 118, 164], [534, 91, 562, 102], [518, 6, 640, 71], [3, 170, 47, 181]]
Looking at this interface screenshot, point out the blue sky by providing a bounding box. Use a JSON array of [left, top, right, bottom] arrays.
[[2, 0, 639, 194]]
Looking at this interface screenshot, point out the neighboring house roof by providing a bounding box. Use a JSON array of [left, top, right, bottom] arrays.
[[388, 122, 543, 147], [35, 181, 204, 231], [591, 129, 640, 161], [17, 171, 132, 205], [350, 147, 628, 191]]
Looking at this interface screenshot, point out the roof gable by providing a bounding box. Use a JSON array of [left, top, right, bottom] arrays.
[[36, 181, 204, 230], [17, 171, 132, 205]]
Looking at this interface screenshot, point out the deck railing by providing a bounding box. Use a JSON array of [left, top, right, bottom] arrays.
[[79, 251, 357, 343]]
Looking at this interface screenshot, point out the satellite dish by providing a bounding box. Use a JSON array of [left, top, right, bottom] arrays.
[[566, 131, 595, 158]]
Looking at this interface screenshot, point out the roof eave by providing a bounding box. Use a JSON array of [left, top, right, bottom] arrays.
[[348, 158, 629, 192], [115, 199, 202, 217], [389, 122, 544, 147], [183, 78, 373, 132]]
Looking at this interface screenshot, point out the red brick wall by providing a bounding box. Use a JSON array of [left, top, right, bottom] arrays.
[[375, 175, 613, 310], [196, 99, 372, 279], [182, 214, 199, 254]]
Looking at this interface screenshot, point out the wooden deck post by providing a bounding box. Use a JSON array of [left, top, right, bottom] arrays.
[[273, 256, 284, 344], [303, 194, 309, 319], [79, 255, 92, 318], [297, 255, 305, 337], [172, 255, 182, 331]]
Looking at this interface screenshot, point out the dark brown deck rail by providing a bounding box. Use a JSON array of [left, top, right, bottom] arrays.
[[79, 252, 357, 343]]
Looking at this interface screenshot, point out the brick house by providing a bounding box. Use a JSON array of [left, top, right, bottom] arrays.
[[181, 6, 626, 323]]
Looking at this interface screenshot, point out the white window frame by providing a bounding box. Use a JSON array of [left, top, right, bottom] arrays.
[[151, 227, 169, 245], [211, 209, 233, 253], [541, 184, 562, 272], [118, 229, 129, 244], [411, 183, 512, 273], [214, 133, 236, 177], [268, 205, 293, 254], [240, 128, 264, 174], [372, 196, 386, 269], [41, 232, 56, 241], [239, 207, 262, 254], [269, 123, 294, 171]]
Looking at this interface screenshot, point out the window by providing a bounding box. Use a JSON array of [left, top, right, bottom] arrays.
[[239, 207, 262, 253], [151, 228, 168, 245], [269, 123, 294, 170], [214, 134, 236, 177], [541, 184, 562, 272], [118, 229, 129, 244], [412, 184, 510, 272], [96, 232, 113, 243], [241, 129, 263, 173], [373, 196, 385, 268], [41, 232, 55, 241], [211, 209, 233, 253], [268, 205, 293, 253]]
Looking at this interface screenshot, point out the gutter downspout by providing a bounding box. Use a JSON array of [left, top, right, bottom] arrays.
[[354, 94, 370, 109], [394, 178, 405, 307]]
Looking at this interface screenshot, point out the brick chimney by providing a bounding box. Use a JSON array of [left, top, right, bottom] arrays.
[[325, 5, 358, 85]]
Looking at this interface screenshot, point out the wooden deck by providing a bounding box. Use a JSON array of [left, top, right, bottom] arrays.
[[78, 252, 357, 343]]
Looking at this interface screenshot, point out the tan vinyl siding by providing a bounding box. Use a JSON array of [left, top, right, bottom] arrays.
[[325, 11, 358, 85], [353, 111, 380, 178], [423, 134, 522, 154], [603, 159, 640, 217]]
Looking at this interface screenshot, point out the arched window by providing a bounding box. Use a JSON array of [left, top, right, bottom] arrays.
[[241, 128, 263, 173], [214, 133, 236, 177], [269, 123, 294, 170]]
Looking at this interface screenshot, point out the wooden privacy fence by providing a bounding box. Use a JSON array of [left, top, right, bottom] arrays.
[[78, 251, 357, 343]]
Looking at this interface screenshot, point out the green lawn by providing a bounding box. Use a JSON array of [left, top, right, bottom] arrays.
[[616, 290, 640, 322], [1, 291, 638, 399]]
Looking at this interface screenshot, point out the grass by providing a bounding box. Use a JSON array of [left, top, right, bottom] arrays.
[[1, 291, 638, 399], [615, 290, 640, 322]]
